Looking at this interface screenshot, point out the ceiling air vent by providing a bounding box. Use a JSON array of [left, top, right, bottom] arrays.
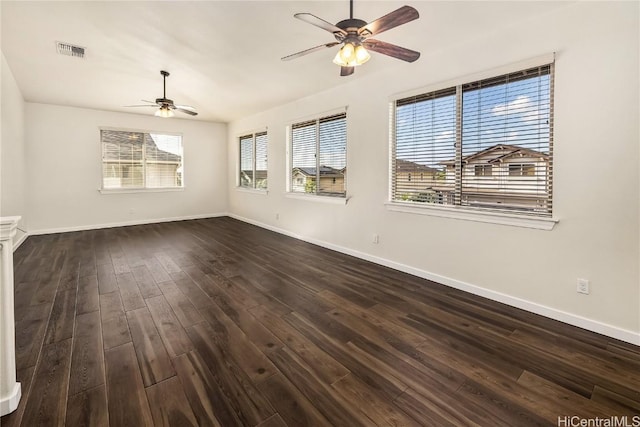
[[56, 41, 85, 58]]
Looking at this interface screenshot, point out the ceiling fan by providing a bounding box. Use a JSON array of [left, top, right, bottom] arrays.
[[282, 0, 420, 76], [126, 70, 197, 118]]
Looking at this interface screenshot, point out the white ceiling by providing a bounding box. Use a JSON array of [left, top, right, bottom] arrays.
[[1, 1, 571, 122]]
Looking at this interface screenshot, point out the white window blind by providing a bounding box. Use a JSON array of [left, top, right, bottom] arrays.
[[101, 130, 183, 190], [239, 131, 268, 189], [392, 63, 553, 216], [291, 112, 346, 197]]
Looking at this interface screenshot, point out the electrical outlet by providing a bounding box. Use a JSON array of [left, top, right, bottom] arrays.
[[577, 278, 590, 295], [372, 234, 379, 244]]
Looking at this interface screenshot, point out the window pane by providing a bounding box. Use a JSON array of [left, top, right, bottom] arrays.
[[291, 122, 317, 194], [461, 66, 551, 214], [239, 135, 254, 188], [146, 134, 183, 188], [394, 91, 456, 204], [101, 130, 183, 189], [255, 132, 268, 190], [318, 114, 346, 196]]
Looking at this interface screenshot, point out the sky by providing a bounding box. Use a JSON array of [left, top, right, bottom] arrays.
[[395, 73, 551, 169]]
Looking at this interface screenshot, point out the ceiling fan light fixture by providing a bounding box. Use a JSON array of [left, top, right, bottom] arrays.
[[332, 42, 370, 67], [155, 106, 174, 118]]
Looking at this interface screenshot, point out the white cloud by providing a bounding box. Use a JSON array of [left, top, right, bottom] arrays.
[[491, 95, 544, 122]]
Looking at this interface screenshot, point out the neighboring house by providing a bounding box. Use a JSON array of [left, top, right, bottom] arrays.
[[394, 159, 443, 199], [103, 133, 182, 188], [437, 144, 550, 210], [292, 166, 345, 195], [240, 169, 268, 189]]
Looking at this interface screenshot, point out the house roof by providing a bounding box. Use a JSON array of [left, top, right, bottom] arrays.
[[103, 132, 181, 163], [439, 144, 549, 166], [292, 166, 344, 178], [395, 159, 440, 173]]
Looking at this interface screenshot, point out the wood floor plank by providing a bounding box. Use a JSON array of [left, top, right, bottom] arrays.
[[257, 373, 332, 427], [101, 313, 132, 350], [96, 264, 118, 295], [21, 339, 73, 427], [173, 351, 243, 427], [15, 303, 52, 370], [186, 322, 276, 426], [249, 305, 349, 385], [126, 307, 176, 386], [198, 303, 278, 383], [146, 377, 199, 427], [146, 294, 194, 357], [331, 373, 420, 427], [0, 365, 35, 427], [267, 346, 370, 426], [116, 272, 146, 312], [76, 274, 100, 314], [65, 385, 109, 427], [163, 289, 205, 328], [131, 265, 163, 299], [68, 311, 104, 396], [44, 288, 77, 344], [104, 342, 154, 427]]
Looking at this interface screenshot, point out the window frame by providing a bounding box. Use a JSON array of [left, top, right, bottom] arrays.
[[286, 108, 348, 201], [237, 130, 268, 192], [387, 54, 557, 230], [99, 127, 184, 194]]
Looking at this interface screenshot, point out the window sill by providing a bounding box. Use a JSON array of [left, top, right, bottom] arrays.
[[236, 187, 269, 195], [384, 201, 557, 230], [285, 192, 349, 205], [99, 187, 184, 195]]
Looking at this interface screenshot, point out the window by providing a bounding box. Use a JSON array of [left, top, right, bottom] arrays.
[[290, 112, 346, 197], [101, 129, 183, 190], [392, 63, 553, 216], [475, 165, 492, 176], [239, 131, 268, 190], [509, 163, 536, 176]]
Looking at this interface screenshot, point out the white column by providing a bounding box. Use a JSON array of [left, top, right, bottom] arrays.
[[0, 216, 21, 416]]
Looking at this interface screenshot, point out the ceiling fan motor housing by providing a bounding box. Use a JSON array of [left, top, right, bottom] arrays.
[[335, 18, 368, 41]]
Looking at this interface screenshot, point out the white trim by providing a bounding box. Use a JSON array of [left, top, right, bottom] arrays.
[[390, 52, 556, 102], [227, 213, 639, 346], [385, 202, 558, 231], [28, 213, 225, 236], [13, 232, 28, 251], [0, 382, 21, 416], [99, 187, 184, 195], [286, 105, 348, 127], [285, 193, 349, 205], [236, 187, 269, 196]]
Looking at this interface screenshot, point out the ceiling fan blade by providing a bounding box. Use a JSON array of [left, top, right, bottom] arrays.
[[358, 5, 419, 37], [175, 104, 196, 111], [281, 42, 340, 61], [124, 105, 157, 108], [294, 13, 348, 36], [363, 39, 420, 62], [141, 100, 159, 104], [340, 66, 354, 77], [173, 106, 198, 116]]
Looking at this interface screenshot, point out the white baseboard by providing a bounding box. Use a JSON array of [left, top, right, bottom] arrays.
[[0, 382, 21, 416], [228, 213, 640, 346], [27, 213, 227, 236], [13, 231, 28, 252]]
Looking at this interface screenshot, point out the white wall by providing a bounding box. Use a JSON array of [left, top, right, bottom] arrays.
[[25, 103, 227, 232], [228, 2, 640, 342], [1, 53, 27, 246]]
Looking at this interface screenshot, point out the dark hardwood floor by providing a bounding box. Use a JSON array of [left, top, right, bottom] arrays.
[[2, 217, 639, 426]]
